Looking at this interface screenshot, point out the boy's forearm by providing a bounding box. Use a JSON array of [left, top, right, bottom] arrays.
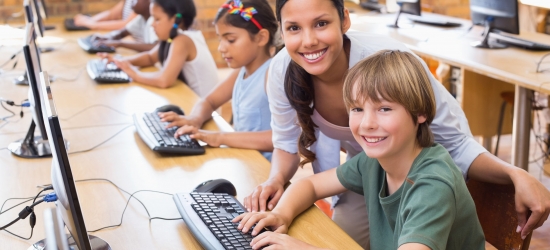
[[272, 179, 319, 224]]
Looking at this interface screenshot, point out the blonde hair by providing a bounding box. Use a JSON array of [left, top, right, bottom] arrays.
[[343, 50, 436, 147]]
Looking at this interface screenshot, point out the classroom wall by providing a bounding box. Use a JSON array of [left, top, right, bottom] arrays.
[[0, 0, 277, 68]]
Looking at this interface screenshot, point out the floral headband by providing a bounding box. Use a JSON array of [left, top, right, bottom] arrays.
[[221, 0, 263, 30]]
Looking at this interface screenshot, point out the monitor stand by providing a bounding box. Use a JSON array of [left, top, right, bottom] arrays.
[[388, 8, 403, 28], [14, 71, 56, 85], [471, 20, 507, 49], [28, 234, 111, 250], [8, 121, 54, 158]]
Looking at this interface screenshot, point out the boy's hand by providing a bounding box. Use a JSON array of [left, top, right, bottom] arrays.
[[174, 126, 222, 147], [158, 112, 201, 129], [250, 232, 322, 250], [232, 211, 290, 236]]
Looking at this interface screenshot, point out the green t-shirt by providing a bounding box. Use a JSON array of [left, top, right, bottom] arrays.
[[336, 143, 485, 250]]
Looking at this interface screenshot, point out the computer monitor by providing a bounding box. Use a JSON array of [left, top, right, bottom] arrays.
[[23, 0, 45, 37], [36, 0, 48, 19], [388, 0, 421, 28], [33, 71, 111, 250], [7, 23, 52, 158], [43, 207, 71, 250], [359, 0, 387, 13], [470, 0, 519, 48]]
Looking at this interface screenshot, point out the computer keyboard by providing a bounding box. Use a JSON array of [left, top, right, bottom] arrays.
[[64, 18, 90, 31], [407, 15, 462, 27], [77, 35, 115, 53], [173, 192, 267, 250], [86, 59, 131, 83], [491, 32, 550, 51], [133, 112, 205, 155]]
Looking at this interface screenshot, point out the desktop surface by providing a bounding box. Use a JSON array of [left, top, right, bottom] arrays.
[[0, 25, 361, 249]]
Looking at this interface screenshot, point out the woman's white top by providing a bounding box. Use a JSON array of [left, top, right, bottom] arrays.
[[266, 30, 487, 179], [178, 30, 219, 98]]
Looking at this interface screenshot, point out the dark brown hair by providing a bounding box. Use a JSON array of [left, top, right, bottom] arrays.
[[277, 0, 345, 167], [343, 50, 436, 147], [215, 0, 279, 49]]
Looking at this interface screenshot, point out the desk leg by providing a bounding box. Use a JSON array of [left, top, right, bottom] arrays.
[[511, 86, 533, 170]]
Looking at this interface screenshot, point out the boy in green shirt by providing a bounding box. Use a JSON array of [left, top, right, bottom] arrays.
[[234, 50, 485, 250]]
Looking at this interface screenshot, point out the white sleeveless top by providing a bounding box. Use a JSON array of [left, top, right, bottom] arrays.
[[178, 30, 219, 97]]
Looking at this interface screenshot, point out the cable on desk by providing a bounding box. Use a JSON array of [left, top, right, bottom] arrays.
[[536, 52, 550, 73], [54, 68, 86, 82], [60, 104, 131, 121], [68, 124, 133, 154], [0, 187, 54, 240], [87, 189, 179, 233]]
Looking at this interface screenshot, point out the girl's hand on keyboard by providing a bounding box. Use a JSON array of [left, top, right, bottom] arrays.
[[174, 126, 222, 147], [159, 112, 201, 129], [97, 53, 115, 63], [250, 231, 321, 250], [113, 59, 137, 78], [232, 211, 290, 236]]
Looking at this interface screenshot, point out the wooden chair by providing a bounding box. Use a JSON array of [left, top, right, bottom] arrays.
[[467, 179, 532, 250]]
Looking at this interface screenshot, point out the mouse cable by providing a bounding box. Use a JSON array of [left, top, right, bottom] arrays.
[[87, 189, 180, 233], [60, 104, 131, 121], [536, 52, 550, 73], [0, 49, 22, 70], [54, 67, 86, 82], [68, 124, 133, 155]]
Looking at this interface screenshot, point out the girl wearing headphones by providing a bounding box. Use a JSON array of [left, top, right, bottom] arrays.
[[98, 0, 218, 97]]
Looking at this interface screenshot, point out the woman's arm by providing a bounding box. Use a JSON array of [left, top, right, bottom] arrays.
[[467, 152, 550, 239]]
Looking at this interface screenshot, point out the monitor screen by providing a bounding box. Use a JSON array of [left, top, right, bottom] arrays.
[[39, 71, 93, 250], [470, 0, 519, 34], [37, 0, 48, 19], [23, 0, 45, 37], [23, 23, 48, 141], [398, 0, 420, 16]]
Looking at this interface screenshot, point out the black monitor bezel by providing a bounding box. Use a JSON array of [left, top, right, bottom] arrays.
[[23, 23, 48, 140], [398, 0, 421, 16], [40, 72, 93, 250], [470, 0, 519, 35]]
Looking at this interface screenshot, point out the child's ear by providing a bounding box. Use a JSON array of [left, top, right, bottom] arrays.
[[417, 114, 427, 124], [256, 29, 270, 47]]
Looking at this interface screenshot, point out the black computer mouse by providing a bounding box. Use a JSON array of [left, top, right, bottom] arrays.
[[156, 104, 185, 116], [193, 179, 237, 196]]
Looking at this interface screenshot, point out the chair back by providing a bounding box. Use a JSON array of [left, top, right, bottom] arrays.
[[467, 180, 532, 250]]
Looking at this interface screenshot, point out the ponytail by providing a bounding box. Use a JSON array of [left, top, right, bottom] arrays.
[[284, 61, 317, 167]]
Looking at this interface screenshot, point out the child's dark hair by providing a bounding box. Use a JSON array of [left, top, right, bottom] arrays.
[[277, 0, 345, 167], [214, 0, 279, 49], [151, 0, 196, 29]]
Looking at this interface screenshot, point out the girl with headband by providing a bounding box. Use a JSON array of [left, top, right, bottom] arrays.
[[98, 0, 218, 97], [159, 0, 279, 160]]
